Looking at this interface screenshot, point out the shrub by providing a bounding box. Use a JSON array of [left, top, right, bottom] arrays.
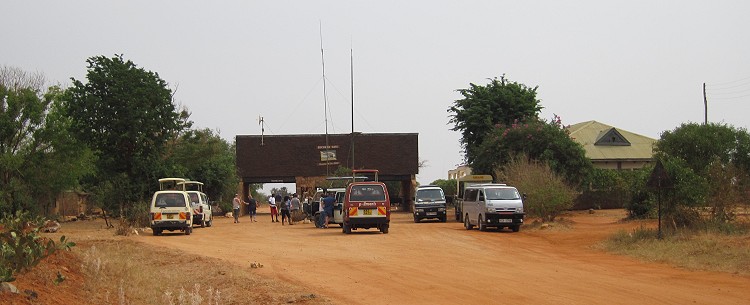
[[497, 154, 577, 222], [0, 211, 75, 282]]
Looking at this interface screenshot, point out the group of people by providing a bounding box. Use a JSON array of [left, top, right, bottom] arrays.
[[267, 192, 301, 225], [231, 191, 331, 227]]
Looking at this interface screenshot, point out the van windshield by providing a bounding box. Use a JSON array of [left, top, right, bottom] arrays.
[[349, 185, 386, 201], [416, 189, 444, 202], [155, 193, 187, 207], [485, 188, 520, 200]]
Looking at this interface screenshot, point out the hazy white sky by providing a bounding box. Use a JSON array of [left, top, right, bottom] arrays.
[[3, 1, 750, 186]]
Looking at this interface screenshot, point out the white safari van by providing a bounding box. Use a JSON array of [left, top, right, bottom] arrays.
[[150, 178, 193, 235], [180, 181, 213, 228], [462, 184, 525, 232]]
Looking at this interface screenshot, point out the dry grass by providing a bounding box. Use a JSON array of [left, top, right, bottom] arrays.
[[601, 223, 750, 276], [75, 239, 330, 305]]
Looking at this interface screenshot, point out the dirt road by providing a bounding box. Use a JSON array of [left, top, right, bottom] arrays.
[[137, 210, 750, 305]]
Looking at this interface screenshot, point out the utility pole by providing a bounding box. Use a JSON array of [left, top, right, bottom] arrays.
[[703, 82, 708, 125]]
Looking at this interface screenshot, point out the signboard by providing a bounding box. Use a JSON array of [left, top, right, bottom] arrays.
[[320, 149, 337, 162]]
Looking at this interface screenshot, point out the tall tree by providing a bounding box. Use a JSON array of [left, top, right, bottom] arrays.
[[64, 55, 187, 212], [448, 76, 543, 173], [0, 67, 93, 215]]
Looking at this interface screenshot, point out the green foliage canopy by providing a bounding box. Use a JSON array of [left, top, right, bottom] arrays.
[[0, 67, 93, 215], [164, 128, 238, 203], [64, 55, 187, 209], [448, 76, 543, 172], [475, 116, 591, 184]]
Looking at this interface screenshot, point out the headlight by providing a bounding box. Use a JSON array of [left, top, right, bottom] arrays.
[[438, 208, 446, 212], [517, 207, 524, 213], [415, 209, 424, 213], [487, 206, 495, 213]]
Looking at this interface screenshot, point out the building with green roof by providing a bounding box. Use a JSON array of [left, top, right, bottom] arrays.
[[566, 120, 657, 170]]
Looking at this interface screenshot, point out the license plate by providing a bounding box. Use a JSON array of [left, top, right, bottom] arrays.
[[363, 209, 372, 215], [167, 214, 174, 219], [427, 212, 437, 216], [498, 219, 512, 223]]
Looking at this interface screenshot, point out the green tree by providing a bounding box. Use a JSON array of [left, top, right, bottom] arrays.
[[655, 122, 750, 175], [475, 116, 591, 184], [64, 55, 188, 213], [448, 76, 543, 173], [649, 122, 750, 228], [429, 179, 457, 198], [0, 67, 93, 216], [164, 128, 238, 202]]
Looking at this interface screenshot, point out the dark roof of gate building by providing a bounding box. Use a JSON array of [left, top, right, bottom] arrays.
[[236, 133, 418, 180]]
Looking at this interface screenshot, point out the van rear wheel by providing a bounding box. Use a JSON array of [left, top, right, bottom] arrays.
[[380, 224, 389, 234]]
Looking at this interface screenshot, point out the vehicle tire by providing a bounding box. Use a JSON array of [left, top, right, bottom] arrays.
[[413, 216, 419, 223], [440, 216, 447, 222], [200, 220, 205, 228], [343, 222, 352, 234], [381, 224, 389, 234], [206, 219, 212, 227], [456, 211, 462, 222], [478, 215, 486, 231], [152, 228, 160, 236], [511, 225, 520, 232], [185, 227, 191, 235], [464, 214, 473, 230], [338, 223, 343, 228]]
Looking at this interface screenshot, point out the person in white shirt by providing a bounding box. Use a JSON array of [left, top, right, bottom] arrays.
[[268, 193, 279, 222]]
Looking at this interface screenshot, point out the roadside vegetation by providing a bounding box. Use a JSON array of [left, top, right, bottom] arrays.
[[449, 76, 750, 275], [602, 220, 750, 275]]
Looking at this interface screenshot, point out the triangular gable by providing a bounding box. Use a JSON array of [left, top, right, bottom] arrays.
[[595, 128, 631, 146]]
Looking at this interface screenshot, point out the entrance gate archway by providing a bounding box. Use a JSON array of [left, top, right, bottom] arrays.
[[236, 133, 419, 211]]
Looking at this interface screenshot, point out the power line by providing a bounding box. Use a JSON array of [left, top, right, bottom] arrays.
[[706, 76, 750, 87]]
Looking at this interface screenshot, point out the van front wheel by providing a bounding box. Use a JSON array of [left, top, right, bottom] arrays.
[[478, 215, 486, 231], [464, 214, 473, 230]]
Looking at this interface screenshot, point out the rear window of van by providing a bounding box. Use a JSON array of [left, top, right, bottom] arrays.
[[349, 185, 386, 201], [155, 193, 186, 207]]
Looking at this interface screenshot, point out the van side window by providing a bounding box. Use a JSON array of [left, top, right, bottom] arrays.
[[478, 190, 485, 201], [464, 189, 477, 201]]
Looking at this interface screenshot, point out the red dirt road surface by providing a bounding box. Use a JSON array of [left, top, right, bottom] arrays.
[[136, 209, 750, 305]]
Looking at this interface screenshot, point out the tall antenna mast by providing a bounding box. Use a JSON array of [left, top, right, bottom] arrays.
[[320, 21, 330, 175], [350, 45, 355, 169]]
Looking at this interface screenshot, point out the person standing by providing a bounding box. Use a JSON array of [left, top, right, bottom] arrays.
[[268, 193, 279, 222], [316, 193, 327, 228], [246, 194, 258, 222], [280, 195, 291, 225], [322, 192, 335, 228], [290, 193, 300, 225], [232, 194, 242, 223]]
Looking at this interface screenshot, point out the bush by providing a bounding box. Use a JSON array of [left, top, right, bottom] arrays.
[[497, 155, 577, 222], [125, 201, 151, 228], [0, 211, 75, 282]]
